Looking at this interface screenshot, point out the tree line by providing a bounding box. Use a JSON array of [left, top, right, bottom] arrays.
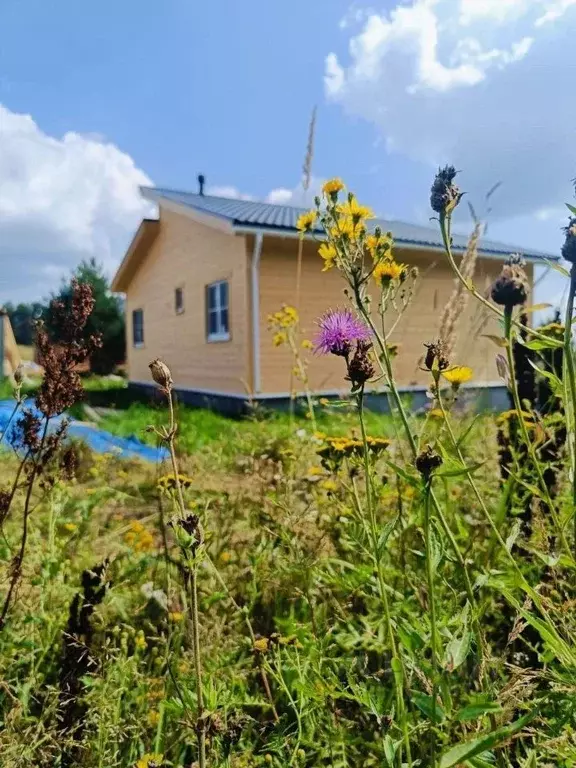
[[4, 258, 125, 375]]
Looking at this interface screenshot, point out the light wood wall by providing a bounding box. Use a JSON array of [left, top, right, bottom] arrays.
[[125, 207, 251, 393], [258, 237, 533, 394]]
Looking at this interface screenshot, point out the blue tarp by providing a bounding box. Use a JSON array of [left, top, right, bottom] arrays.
[[0, 400, 168, 463]]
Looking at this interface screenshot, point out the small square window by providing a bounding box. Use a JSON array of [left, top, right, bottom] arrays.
[[132, 308, 144, 347], [175, 286, 184, 314], [206, 280, 230, 342]]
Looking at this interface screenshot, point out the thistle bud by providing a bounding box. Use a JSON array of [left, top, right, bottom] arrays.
[[149, 358, 173, 391], [430, 165, 462, 215], [490, 257, 529, 308], [346, 340, 376, 390], [415, 445, 443, 479], [562, 217, 576, 264], [13, 365, 23, 386], [423, 340, 450, 373]]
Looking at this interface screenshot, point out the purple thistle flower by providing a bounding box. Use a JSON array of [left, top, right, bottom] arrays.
[[315, 309, 371, 357]]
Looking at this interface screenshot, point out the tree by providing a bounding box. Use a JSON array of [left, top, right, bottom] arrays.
[[3, 301, 43, 346], [45, 258, 125, 375]]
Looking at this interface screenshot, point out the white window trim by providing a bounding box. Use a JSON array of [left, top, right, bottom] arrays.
[[207, 280, 230, 342]]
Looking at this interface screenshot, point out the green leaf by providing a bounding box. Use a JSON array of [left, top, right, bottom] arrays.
[[383, 735, 396, 767], [412, 691, 445, 723], [385, 460, 421, 489], [522, 337, 563, 351], [377, 515, 399, 559], [505, 520, 522, 552], [437, 461, 485, 478], [443, 630, 472, 672], [522, 303, 552, 314], [527, 359, 563, 395], [429, 525, 443, 573], [439, 711, 537, 768], [481, 334, 508, 348], [456, 414, 482, 449], [545, 259, 570, 278], [456, 700, 503, 722], [567, 203, 576, 215]]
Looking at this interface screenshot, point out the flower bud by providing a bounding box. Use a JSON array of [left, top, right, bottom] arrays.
[[562, 217, 576, 264], [430, 165, 463, 215], [149, 358, 173, 391], [13, 365, 23, 386], [490, 257, 529, 308], [415, 446, 443, 479]]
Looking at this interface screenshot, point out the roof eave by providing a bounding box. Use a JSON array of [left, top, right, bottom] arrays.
[[231, 223, 558, 263], [112, 218, 159, 293]]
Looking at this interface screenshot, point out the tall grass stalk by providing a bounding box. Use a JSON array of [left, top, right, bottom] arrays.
[[423, 478, 438, 768], [563, 264, 576, 555]]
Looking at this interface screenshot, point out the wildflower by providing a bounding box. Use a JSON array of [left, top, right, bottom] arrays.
[[366, 231, 393, 260], [318, 242, 337, 271], [63, 522, 77, 532], [415, 445, 443, 479], [562, 217, 576, 263], [496, 409, 534, 426], [296, 209, 317, 233], [430, 165, 463, 215], [171, 512, 204, 554], [307, 465, 324, 476], [136, 754, 164, 768], [339, 196, 375, 222], [149, 358, 173, 392], [220, 551, 232, 564], [148, 710, 161, 727], [428, 408, 444, 418], [374, 259, 406, 286], [315, 309, 370, 357], [273, 331, 286, 347], [301, 339, 313, 350], [490, 256, 529, 308], [169, 611, 184, 622], [423, 340, 450, 373], [322, 178, 345, 198], [320, 479, 338, 492], [253, 637, 269, 653], [157, 473, 193, 493], [442, 366, 473, 388], [346, 340, 376, 390], [135, 632, 146, 650]]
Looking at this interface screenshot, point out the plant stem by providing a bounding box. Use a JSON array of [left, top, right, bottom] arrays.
[[503, 307, 572, 557], [357, 387, 412, 768], [166, 389, 206, 768], [423, 480, 438, 768], [563, 264, 576, 557]]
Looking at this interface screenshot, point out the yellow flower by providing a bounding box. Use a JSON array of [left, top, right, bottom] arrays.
[[496, 409, 534, 426], [428, 408, 444, 419], [135, 632, 146, 650], [148, 710, 161, 727], [318, 399, 330, 407], [273, 331, 287, 347], [322, 178, 345, 196], [63, 522, 77, 532], [253, 637, 269, 653], [136, 754, 164, 768], [442, 366, 473, 387], [296, 209, 317, 233], [307, 465, 324, 476], [374, 259, 405, 285], [318, 243, 337, 271], [284, 305, 298, 321], [220, 551, 232, 564], [301, 339, 313, 350], [169, 611, 184, 623], [320, 479, 338, 492], [339, 196, 375, 221]]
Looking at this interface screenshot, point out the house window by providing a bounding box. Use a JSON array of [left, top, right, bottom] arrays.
[[206, 280, 229, 342], [132, 308, 144, 347], [175, 286, 184, 314]]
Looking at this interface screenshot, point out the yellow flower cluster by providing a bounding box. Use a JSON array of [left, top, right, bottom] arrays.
[[268, 305, 298, 330], [318, 435, 390, 467], [136, 754, 164, 768], [442, 366, 474, 387], [157, 473, 193, 493], [124, 521, 154, 553], [496, 409, 535, 427]]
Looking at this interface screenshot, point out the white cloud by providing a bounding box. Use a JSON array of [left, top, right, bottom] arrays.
[[205, 184, 255, 201], [0, 104, 151, 302], [325, 0, 576, 226]]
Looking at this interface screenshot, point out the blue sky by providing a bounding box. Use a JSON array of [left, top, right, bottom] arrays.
[[0, 0, 575, 305]]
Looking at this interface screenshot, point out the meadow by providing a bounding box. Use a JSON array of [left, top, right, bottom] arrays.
[[1, 171, 576, 768]]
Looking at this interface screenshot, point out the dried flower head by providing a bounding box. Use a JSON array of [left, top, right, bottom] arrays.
[[315, 309, 370, 358], [430, 165, 462, 215], [423, 340, 450, 373], [346, 340, 376, 390], [490, 257, 529, 308], [415, 445, 443, 478], [149, 359, 173, 392], [562, 217, 576, 263]]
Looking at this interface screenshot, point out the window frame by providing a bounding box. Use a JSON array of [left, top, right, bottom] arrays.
[[175, 285, 185, 315], [132, 308, 144, 348], [206, 280, 230, 343]]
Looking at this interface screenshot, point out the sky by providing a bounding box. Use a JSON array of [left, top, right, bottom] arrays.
[[0, 0, 575, 306]]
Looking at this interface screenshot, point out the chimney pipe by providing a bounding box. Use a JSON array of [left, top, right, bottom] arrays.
[[198, 174, 205, 196]]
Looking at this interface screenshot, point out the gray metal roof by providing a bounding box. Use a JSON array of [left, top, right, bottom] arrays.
[[143, 186, 558, 262]]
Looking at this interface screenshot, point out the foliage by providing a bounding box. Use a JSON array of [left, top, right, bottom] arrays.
[[2, 172, 576, 768]]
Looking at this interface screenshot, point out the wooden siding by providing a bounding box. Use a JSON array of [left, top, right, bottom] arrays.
[[125, 207, 251, 393], [258, 238, 533, 394]]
